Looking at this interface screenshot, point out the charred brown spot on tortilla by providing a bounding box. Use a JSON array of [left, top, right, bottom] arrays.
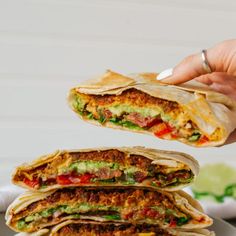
[[13, 150, 193, 190], [11, 188, 200, 232], [54, 222, 173, 236]]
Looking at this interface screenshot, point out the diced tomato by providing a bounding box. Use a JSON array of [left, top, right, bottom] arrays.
[[146, 209, 159, 218], [57, 173, 95, 185], [23, 178, 39, 188], [171, 133, 178, 139], [169, 218, 177, 227], [154, 123, 173, 137], [79, 173, 94, 184], [198, 216, 205, 222], [56, 175, 73, 185], [141, 207, 159, 218], [123, 212, 134, 220], [198, 135, 209, 145], [141, 207, 149, 216]]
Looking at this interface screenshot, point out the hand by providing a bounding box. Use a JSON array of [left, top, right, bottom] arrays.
[[162, 39, 236, 100]]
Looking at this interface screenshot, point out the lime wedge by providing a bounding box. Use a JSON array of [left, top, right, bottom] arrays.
[[192, 163, 236, 196]]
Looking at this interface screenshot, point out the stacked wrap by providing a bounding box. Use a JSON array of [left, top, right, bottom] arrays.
[[6, 147, 214, 235], [68, 70, 236, 147]]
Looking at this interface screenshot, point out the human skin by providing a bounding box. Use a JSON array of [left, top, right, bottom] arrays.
[[162, 39, 236, 100]]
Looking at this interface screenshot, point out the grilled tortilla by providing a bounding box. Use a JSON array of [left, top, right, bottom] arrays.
[[6, 188, 212, 233], [12, 147, 199, 192], [68, 70, 236, 147], [14, 220, 215, 236], [50, 220, 215, 236]]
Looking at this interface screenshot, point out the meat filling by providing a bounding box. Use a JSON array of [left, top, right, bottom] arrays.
[[71, 88, 214, 144], [54, 222, 173, 236], [12, 188, 195, 233], [14, 150, 193, 190]]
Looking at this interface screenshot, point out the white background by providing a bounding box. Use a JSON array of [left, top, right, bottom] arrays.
[[0, 0, 236, 187]]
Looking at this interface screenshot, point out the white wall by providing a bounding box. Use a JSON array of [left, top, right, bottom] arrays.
[[0, 0, 236, 186]]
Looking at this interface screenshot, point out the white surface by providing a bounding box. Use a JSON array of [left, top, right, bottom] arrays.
[[0, 0, 236, 187]]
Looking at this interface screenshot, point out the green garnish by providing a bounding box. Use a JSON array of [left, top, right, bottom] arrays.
[[17, 219, 27, 230], [87, 113, 94, 119], [109, 118, 143, 130], [177, 217, 189, 226], [98, 115, 106, 124], [109, 117, 119, 123], [75, 96, 86, 112], [40, 184, 48, 189], [121, 121, 142, 129], [188, 132, 201, 142], [72, 214, 81, 218], [40, 208, 55, 217], [151, 181, 158, 187], [103, 214, 121, 220]]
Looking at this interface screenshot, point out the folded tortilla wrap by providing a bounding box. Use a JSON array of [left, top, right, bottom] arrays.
[[68, 70, 236, 147], [14, 220, 215, 236], [12, 146, 199, 192], [6, 188, 212, 233]]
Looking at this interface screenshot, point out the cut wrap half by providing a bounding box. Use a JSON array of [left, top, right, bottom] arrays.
[[6, 188, 213, 233], [14, 220, 215, 236], [12, 147, 199, 192], [68, 70, 236, 147]]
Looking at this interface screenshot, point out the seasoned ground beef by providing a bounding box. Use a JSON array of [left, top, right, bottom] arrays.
[[14, 149, 191, 189], [14, 150, 153, 181], [13, 188, 175, 221], [55, 222, 173, 236], [76, 88, 179, 114]]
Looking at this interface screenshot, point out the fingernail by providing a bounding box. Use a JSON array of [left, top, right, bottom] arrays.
[[156, 68, 173, 80]]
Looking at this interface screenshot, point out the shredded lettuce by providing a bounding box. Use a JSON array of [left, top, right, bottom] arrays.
[[103, 214, 121, 220], [17, 219, 27, 230], [188, 132, 201, 142], [109, 118, 143, 130], [177, 217, 189, 226]]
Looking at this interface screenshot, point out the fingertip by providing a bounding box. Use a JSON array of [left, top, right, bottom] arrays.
[[156, 68, 173, 81]]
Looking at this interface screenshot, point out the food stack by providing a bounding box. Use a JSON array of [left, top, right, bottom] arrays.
[[5, 70, 223, 236], [6, 147, 214, 236]]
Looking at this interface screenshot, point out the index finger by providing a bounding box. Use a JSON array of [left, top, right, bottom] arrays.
[[162, 50, 215, 84]]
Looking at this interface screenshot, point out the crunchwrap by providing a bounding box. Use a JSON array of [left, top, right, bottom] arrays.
[[14, 220, 215, 236], [6, 188, 212, 233], [12, 147, 199, 192], [68, 70, 236, 147]]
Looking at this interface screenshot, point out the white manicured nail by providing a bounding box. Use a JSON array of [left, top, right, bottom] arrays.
[[156, 68, 173, 80]]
